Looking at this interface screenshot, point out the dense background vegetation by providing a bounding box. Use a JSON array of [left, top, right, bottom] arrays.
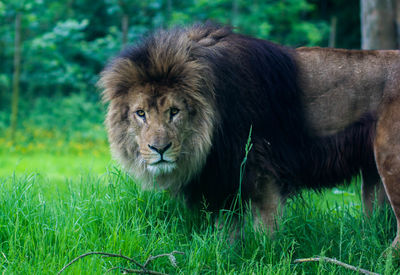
[[0, 0, 361, 135], [3, 0, 397, 274]]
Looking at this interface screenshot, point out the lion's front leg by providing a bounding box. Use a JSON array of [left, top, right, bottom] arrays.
[[374, 99, 400, 248], [250, 176, 285, 235]]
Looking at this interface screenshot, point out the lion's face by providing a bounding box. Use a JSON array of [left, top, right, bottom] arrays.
[[127, 88, 190, 176], [105, 81, 215, 191], [100, 34, 218, 191]]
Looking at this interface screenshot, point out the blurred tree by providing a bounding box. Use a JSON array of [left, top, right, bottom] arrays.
[[11, 12, 21, 142], [120, 2, 129, 46], [328, 16, 337, 47], [108, 0, 132, 46], [361, 0, 399, 49], [310, 0, 361, 49], [0, 2, 11, 110], [231, 0, 239, 26], [3, 0, 38, 141]]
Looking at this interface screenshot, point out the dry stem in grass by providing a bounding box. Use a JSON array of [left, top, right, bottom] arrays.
[[294, 256, 380, 275], [57, 250, 184, 275]]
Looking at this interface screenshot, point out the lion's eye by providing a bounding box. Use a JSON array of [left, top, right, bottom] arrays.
[[136, 110, 145, 118], [170, 108, 180, 117]]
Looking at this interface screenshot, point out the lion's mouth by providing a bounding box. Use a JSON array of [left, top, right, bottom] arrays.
[[152, 159, 170, 165], [147, 160, 177, 175]]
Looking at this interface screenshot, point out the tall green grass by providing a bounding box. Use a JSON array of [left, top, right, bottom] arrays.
[[0, 169, 398, 274], [1, 108, 398, 274]]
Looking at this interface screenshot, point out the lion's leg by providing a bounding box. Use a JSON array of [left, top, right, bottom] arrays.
[[251, 178, 285, 235], [361, 168, 388, 215], [374, 100, 400, 248]]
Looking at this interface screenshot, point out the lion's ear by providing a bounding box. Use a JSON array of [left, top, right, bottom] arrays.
[[98, 58, 139, 103]]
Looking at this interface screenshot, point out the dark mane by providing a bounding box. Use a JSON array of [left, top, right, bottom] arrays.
[[179, 25, 312, 209]]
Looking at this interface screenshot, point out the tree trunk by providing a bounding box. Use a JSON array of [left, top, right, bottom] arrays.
[[122, 14, 128, 46], [166, 0, 172, 24], [118, 0, 129, 47], [231, 0, 239, 26], [395, 0, 400, 46], [10, 12, 22, 143], [67, 0, 75, 18], [329, 16, 337, 48], [360, 0, 397, 49]]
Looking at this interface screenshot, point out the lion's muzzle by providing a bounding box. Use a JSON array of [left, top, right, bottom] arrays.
[[140, 141, 178, 175], [148, 142, 172, 157]]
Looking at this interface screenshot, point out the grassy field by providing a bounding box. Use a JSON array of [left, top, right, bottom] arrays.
[[1, 130, 399, 274]]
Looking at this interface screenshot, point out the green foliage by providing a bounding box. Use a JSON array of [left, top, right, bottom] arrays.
[[0, 0, 360, 127], [27, 93, 104, 135], [168, 0, 330, 45], [0, 93, 105, 141]]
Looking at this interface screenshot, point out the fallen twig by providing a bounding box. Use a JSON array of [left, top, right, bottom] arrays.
[[57, 250, 184, 275], [106, 266, 168, 274], [143, 251, 184, 268], [294, 257, 380, 275]]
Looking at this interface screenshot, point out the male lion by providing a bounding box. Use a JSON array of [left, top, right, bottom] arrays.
[[99, 24, 400, 247]]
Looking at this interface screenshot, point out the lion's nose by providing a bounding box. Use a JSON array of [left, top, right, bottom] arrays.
[[148, 142, 172, 155]]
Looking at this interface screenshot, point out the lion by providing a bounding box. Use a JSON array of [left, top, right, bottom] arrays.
[[98, 24, 400, 248]]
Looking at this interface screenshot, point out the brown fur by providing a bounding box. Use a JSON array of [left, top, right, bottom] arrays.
[[99, 25, 400, 249], [297, 47, 400, 246]]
